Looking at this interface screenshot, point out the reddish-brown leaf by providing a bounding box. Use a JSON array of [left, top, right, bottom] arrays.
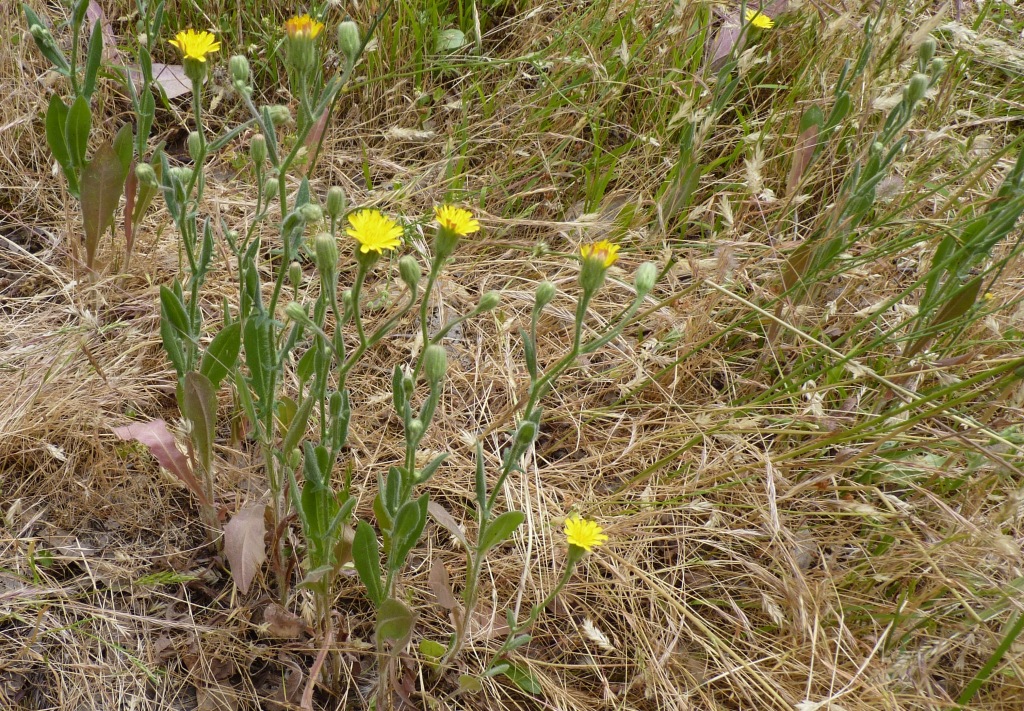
[[223, 504, 267, 594], [112, 419, 209, 506]]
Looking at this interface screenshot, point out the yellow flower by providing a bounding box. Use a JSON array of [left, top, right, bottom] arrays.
[[564, 515, 608, 553], [580, 240, 620, 268], [434, 205, 480, 237], [346, 209, 403, 254], [169, 29, 221, 62], [745, 8, 774, 29], [284, 13, 324, 40]]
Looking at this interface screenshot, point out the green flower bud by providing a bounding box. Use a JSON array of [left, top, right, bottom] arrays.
[[634, 262, 658, 295], [917, 38, 936, 69], [229, 54, 250, 85], [535, 281, 556, 310], [930, 57, 945, 79], [337, 21, 361, 68], [326, 186, 347, 220], [250, 134, 267, 166], [315, 232, 339, 274], [514, 420, 537, 447], [284, 301, 311, 325], [906, 73, 929, 106], [187, 131, 203, 161], [135, 162, 158, 188], [299, 203, 323, 223], [288, 261, 303, 290], [168, 166, 193, 186], [477, 291, 500, 312], [409, 418, 424, 439], [263, 179, 278, 203], [287, 448, 302, 471], [398, 255, 421, 289], [265, 104, 292, 126], [424, 344, 447, 384]]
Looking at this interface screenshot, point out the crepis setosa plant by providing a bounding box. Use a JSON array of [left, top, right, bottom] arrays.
[[152, 10, 664, 704]]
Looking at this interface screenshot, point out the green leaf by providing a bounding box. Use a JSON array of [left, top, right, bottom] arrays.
[[415, 452, 447, 484], [457, 674, 483, 693], [243, 316, 274, 404], [112, 124, 134, 176], [435, 28, 466, 52], [282, 394, 316, 461], [160, 315, 186, 377], [45, 95, 77, 196], [181, 372, 217, 478], [418, 639, 447, 662], [23, 5, 72, 75], [376, 597, 417, 649], [352, 521, 384, 606], [479, 510, 525, 553], [199, 322, 242, 388], [80, 139, 130, 269], [66, 96, 92, 171], [389, 495, 428, 573], [82, 20, 103, 100], [500, 661, 542, 694], [159, 285, 191, 340]]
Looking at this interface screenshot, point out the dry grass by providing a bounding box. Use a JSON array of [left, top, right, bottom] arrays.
[[4, 0, 1024, 709]]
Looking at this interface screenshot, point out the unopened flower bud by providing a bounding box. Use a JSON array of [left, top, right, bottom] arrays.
[[250, 134, 267, 165], [263, 179, 277, 202], [634, 262, 657, 295], [917, 38, 936, 68], [409, 418, 424, 439], [187, 131, 203, 161], [265, 104, 292, 126], [284, 301, 311, 325], [135, 162, 158, 188], [169, 166, 192, 186], [514, 420, 537, 447], [906, 73, 929, 106], [229, 54, 250, 85], [326, 186, 347, 220], [930, 57, 945, 78], [398, 255, 421, 289], [299, 203, 323, 223], [477, 291, 500, 312], [315, 232, 339, 273], [288, 261, 302, 290], [337, 21, 361, 67], [424, 345, 447, 384], [287, 448, 302, 470], [535, 281, 556, 310]]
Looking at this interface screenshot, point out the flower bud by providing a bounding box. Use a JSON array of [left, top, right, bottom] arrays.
[[930, 58, 945, 78], [315, 233, 339, 273], [409, 418, 424, 440], [187, 131, 203, 161], [398, 255, 421, 289], [634, 262, 657, 295], [514, 420, 537, 447], [135, 162, 158, 188], [424, 344, 447, 384], [265, 104, 292, 126], [287, 448, 302, 470], [299, 203, 323, 223], [250, 134, 267, 166], [229, 54, 250, 85], [168, 166, 193, 186], [326, 186, 347, 220], [284, 301, 311, 325], [906, 73, 929, 106], [337, 21, 361, 68], [288, 261, 303, 290], [477, 291, 500, 312], [917, 38, 936, 69], [263, 179, 278, 203], [535, 281, 556, 310]]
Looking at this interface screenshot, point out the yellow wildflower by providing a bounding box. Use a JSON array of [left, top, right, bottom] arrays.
[[580, 240, 620, 268], [284, 13, 324, 40], [564, 515, 608, 553], [745, 9, 774, 30], [434, 205, 480, 237], [346, 209, 403, 254], [169, 29, 221, 62]]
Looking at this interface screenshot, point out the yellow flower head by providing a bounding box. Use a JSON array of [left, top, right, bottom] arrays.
[[434, 205, 480, 237], [285, 13, 324, 40], [346, 209, 403, 254], [564, 515, 608, 553], [580, 240, 620, 268], [745, 9, 774, 29], [169, 29, 221, 62]]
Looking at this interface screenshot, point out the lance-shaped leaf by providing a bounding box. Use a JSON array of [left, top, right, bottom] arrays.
[[45, 96, 78, 197], [478, 510, 525, 553], [224, 503, 267, 594], [352, 520, 384, 606], [200, 321, 242, 388], [181, 371, 217, 483], [81, 134, 131, 269], [376, 597, 417, 652], [112, 419, 209, 506]]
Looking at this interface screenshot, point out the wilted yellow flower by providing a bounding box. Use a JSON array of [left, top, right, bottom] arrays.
[[564, 515, 608, 553], [169, 29, 221, 62], [284, 13, 324, 39], [580, 240, 620, 268], [745, 9, 774, 29], [434, 205, 480, 237], [347, 209, 403, 254]]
